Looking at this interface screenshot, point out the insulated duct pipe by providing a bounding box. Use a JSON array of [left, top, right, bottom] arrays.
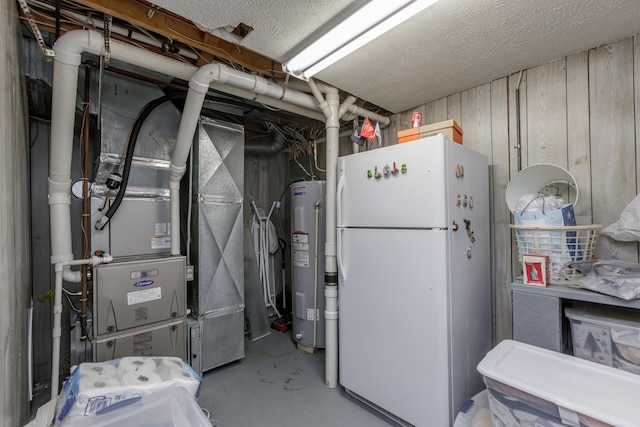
[[245, 130, 287, 154]]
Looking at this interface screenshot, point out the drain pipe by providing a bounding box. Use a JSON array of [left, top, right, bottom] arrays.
[[307, 79, 391, 389], [51, 253, 113, 399], [339, 96, 360, 153], [342, 103, 390, 128], [50, 31, 103, 281], [308, 78, 340, 388]]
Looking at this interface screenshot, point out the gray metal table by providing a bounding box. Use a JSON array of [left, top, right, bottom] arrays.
[[512, 282, 640, 353]]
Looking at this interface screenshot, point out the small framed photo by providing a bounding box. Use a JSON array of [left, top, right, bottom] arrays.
[[522, 254, 549, 286]]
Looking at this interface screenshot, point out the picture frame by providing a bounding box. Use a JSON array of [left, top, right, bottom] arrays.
[[522, 254, 549, 286]]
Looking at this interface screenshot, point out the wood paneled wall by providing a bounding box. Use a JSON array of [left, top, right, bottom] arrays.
[[1, 0, 31, 424], [379, 34, 640, 343], [244, 34, 640, 344]]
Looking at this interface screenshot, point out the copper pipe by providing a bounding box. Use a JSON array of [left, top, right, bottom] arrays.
[[80, 63, 91, 340]]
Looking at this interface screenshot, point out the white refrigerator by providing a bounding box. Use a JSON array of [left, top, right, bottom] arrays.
[[337, 134, 491, 426]]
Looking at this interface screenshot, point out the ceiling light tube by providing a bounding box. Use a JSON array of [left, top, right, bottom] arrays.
[[283, 0, 439, 80]]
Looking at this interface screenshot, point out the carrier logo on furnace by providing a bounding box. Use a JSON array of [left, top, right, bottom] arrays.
[[134, 279, 155, 288]]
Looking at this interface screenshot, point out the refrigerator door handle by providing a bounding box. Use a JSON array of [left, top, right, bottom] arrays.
[[337, 227, 345, 284], [336, 172, 345, 227]]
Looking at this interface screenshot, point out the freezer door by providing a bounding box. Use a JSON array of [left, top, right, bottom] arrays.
[[338, 228, 450, 426], [337, 135, 448, 228]]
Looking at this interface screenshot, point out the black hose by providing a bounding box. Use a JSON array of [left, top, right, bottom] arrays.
[[96, 92, 186, 229]]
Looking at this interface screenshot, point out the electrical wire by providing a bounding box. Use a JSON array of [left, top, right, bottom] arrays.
[[96, 92, 186, 229], [266, 121, 322, 178], [62, 287, 82, 296], [64, 292, 81, 313], [186, 147, 194, 265]]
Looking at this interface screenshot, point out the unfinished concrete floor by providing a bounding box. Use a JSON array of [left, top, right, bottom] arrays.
[[197, 330, 397, 426]]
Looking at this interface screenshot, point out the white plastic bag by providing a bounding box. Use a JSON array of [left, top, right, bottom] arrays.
[[561, 259, 640, 300], [602, 193, 640, 241], [514, 194, 565, 213]]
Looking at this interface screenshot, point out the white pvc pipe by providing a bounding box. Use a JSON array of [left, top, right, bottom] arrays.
[[51, 266, 63, 400], [338, 95, 357, 118], [323, 99, 340, 388], [170, 76, 208, 255], [336, 96, 359, 153], [50, 32, 103, 281], [343, 103, 391, 127], [310, 80, 375, 389], [308, 79, 341, 389], [51, 254, 113, 399]]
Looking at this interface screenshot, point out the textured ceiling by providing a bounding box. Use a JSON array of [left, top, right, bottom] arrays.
[[151, 0, 640, 113]]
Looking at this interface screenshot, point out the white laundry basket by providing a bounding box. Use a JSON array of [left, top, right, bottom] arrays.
[[510, 224, 600, 285]]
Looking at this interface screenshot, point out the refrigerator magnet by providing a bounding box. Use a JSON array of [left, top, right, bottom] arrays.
[[391, 162, 399, 175]]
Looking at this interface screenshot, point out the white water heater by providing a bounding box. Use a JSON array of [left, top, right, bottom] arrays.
[[290, 180, 326, 349]]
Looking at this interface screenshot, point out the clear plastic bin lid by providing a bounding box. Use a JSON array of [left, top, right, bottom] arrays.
[[477, 340, 640, 427]]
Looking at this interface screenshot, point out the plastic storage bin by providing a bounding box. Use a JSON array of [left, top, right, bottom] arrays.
[[566, 303, 640, 373], [56, 356, 201, 424], [453, 389, 491, 427], [477, 340, 640, 427], [59, 387, 212, 426]]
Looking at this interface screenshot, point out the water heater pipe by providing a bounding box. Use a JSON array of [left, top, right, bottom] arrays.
[[313, 201, 320, 348]]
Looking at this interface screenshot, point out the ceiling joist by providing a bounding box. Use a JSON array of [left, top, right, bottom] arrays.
[[68, 0, 282, 76]]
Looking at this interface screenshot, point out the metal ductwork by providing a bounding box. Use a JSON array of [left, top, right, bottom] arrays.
[[245, 129, 287, 154]]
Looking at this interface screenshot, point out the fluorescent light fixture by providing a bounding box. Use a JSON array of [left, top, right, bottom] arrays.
[[282, 0, 438, 80]]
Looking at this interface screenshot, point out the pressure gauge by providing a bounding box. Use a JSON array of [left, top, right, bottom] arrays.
[[71, 179, 92, 199]]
